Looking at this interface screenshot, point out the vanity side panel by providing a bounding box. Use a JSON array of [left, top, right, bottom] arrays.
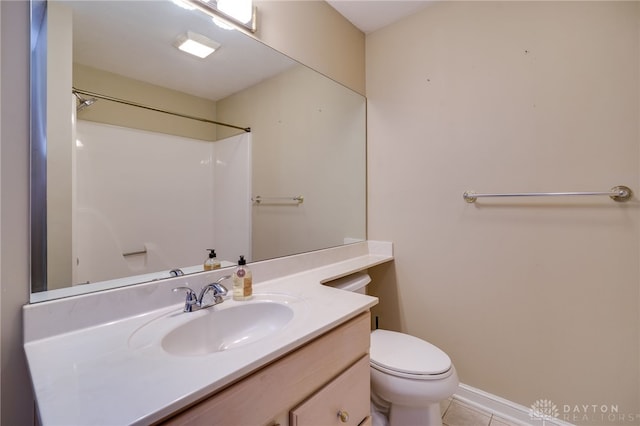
[[160, 312, 370, 426]]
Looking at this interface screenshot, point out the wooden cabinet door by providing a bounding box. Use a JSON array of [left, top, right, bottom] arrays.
[[290, 355, 370, 426]]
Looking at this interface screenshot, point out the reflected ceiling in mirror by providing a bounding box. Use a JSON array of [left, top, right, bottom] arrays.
[[30, 0, 366, 302]]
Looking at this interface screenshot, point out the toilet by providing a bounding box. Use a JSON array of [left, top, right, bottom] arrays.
[[327, 272, 459, 426]]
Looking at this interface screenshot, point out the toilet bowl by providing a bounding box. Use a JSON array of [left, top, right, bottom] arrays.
[[370, 329, 459, 426], [326, 272, 459, 426]]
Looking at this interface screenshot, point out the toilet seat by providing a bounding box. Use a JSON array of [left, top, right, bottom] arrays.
[[370, 329, 452, 380]]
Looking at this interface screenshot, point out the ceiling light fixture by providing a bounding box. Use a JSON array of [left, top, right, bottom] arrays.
[[216, 0, 252, 25], [180, 0, 257, 33], [171, 0, 196, 11], [174, 31, 221, 59], [211, 17, 234, 31]]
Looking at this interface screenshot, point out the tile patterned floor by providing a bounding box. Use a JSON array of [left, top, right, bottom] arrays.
[[440, 398, 524, 426]]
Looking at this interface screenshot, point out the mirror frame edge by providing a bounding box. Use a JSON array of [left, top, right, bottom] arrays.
[[30, 0, 48, 294]]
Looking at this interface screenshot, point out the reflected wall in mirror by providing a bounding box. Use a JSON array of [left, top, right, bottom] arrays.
[[31, 0, 366, 301]]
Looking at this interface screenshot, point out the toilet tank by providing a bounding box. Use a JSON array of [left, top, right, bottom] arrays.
[[324, 272, 371, 294]]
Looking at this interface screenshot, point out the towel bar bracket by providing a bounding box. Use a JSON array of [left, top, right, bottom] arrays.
[[610, 185, 633, 202]]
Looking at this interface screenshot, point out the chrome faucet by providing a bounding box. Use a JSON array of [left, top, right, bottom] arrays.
[[172, 286, 198, 312], [172, 275, 231, 312], [169, 268, 184, 277]]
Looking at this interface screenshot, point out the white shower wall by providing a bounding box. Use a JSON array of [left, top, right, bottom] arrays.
[[213, 133, 252, 265], [73, 121, 250, 285]]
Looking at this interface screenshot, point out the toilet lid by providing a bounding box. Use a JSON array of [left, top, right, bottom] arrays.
[[370, 329, 451, 376]]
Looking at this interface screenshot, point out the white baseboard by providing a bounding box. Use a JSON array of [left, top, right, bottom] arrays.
[[454, 383, 575, 426]]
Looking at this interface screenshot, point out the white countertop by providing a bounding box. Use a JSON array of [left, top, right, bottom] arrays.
[[23, 241, 393, 426]]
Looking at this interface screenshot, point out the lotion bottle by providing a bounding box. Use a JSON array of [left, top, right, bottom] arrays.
[[204, 249, 221, 271], [232, 255, 252, 301]]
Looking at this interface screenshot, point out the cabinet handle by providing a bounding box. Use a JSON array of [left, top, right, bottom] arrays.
[[337, 410, 349, 423]]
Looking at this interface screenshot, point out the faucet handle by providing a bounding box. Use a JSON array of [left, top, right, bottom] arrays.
[[212, 283, 229, 296], [198, 276, 232, 307], [172, 286, 198, 312], [212, 275, 231, 295]]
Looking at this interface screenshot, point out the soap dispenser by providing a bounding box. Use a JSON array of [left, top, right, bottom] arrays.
[[204, 249, 221, 271], [232, 255, 252, 301]]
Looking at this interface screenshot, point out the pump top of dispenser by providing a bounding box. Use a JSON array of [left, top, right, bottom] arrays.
[[238, 255, 246, 265], [204, 249, 221, 270]]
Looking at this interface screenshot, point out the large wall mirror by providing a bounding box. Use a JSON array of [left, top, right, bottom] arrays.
[[30, 0, 367, 302]]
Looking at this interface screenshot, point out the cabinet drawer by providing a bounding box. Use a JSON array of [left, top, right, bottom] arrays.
[[290, 355, 370, 426]]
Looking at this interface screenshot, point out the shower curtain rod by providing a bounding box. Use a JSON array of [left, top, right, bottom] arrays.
[[72, 87, 251, 133]]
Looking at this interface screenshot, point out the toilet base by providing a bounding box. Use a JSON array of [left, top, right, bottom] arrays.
[[389, 402, 442, 426]]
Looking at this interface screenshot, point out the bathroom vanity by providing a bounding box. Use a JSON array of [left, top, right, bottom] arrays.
[[23, 241, 392, 425], [164, 313, 371, 425]]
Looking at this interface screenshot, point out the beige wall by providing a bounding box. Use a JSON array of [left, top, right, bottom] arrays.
[[47, 1, 73, 289], [0, 1, 364, 424], [217, 64, 366, 261], [74, 64, 220, 142], [367, 1, 640, 422], [1, 1, 33, 424], [254, 0, 365, 95]]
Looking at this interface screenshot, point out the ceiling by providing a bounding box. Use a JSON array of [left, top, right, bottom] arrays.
[[63, 0, 431, 103], [65, 1, 296, 101], [327, 1, 433, 34]]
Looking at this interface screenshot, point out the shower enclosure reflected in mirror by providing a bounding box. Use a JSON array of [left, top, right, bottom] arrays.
[[30, 0, 366, 301]]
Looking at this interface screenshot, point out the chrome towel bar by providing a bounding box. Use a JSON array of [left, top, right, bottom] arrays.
[[463, 185, 633, 203], [122, 248, 147, 257], [252, 195, 304, 205]]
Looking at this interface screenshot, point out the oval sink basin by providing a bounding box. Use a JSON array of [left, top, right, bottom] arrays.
[[161, 302, 294, 356]]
